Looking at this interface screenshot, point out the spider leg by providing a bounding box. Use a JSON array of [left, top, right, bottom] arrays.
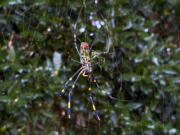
[[90, 75, 125, 101], [67, 70, 83, 119], [82, 72, 89, 77], [58, 67, 82, 96], [90, 75, 112, 98], [72, 24, 81, 58], [88, 80, 101, 121], [70, 58, 81, 64]]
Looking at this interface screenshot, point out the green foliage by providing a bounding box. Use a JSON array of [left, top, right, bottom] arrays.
[[0, 0, 179, 134]]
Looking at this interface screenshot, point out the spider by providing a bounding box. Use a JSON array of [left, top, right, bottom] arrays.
[[58, 31, 117, 121]]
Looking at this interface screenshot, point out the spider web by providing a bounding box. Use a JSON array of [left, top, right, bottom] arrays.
[[4, 0, 144, 134], [1, 0, 174, 135]]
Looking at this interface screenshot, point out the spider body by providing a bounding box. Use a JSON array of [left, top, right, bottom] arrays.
[[80, 42, 92, 77]]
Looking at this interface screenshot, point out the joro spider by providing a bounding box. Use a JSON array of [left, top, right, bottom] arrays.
[[58, 35, 116, 121]]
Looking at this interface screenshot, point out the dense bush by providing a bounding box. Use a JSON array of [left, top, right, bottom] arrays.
[[0, 0, 179, 134]]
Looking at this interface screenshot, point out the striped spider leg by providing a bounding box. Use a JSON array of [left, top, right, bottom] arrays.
[[87, 77, 101, 121], [58, 67, 82, 96], [90, 75, 130, 102]]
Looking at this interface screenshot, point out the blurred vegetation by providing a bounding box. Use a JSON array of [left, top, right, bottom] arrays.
[[0, 0, 179, 135]]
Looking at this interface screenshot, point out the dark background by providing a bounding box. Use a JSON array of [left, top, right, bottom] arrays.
[[0, 0, 179, 135]]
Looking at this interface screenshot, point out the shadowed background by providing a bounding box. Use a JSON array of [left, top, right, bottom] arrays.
[[0, 0, 179, 135]]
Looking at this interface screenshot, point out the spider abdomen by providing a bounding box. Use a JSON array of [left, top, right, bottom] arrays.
[[80, 42, 92, 76]]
